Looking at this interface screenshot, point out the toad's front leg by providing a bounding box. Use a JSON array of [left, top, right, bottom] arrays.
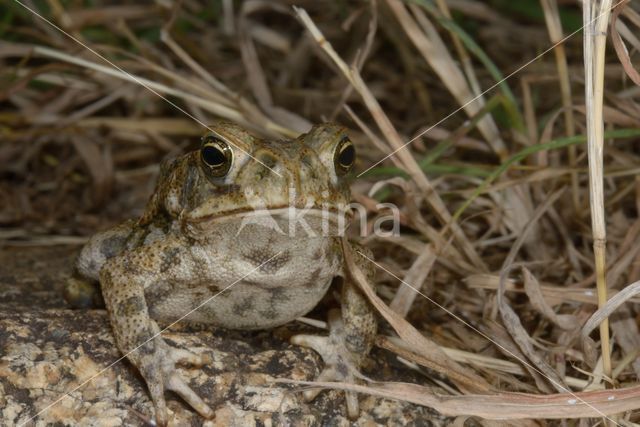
[[100, 241, 214, 426], [291, 245, 377, 419]]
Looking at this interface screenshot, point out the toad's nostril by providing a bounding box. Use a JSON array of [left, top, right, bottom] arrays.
[[301, 154, 313, 167], [258, 153, 278, 170], [253, 152, 283, 180]]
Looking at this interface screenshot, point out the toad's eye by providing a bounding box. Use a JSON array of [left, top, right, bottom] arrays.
[[334, 136, 355, 175], [201, 135, 233, 177]]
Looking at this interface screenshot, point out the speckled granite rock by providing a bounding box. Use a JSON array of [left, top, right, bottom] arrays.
[[0, 246, 445, 426]]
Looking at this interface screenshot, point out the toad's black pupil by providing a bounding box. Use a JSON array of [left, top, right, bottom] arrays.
[[202, 145, 226, 167], [339, 144, 355, 167]]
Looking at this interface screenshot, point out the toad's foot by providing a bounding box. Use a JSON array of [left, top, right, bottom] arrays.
[[290, 309, 364, 419], [130, 334, 214, 426]]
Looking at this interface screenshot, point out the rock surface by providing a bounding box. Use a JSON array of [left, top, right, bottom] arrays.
[[0, 245, 446, 426]]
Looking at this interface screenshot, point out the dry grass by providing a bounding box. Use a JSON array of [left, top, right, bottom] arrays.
[[2, 0, 640, 424]]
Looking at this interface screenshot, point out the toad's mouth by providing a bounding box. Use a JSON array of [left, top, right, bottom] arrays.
[[184, 206, 352, 226]]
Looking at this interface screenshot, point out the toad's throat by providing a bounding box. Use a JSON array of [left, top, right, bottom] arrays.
[[185, 206, 352, 226]]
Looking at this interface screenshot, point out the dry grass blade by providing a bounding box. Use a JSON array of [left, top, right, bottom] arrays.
[[540, 0, 579, 212], [275, 379, 640, 419], [583, 0, 614, 381], [12, 42, 298, 139], [295, 6, 486, 271], [387, 0, 505, 158], [25, 45, 249, 128], [329, 0, 379, 120], [434, 0, 482, 98], [341, 237, 493, 394], [582, 279, 640, 367], [238, 1, 312, 133], [522, 267, 578, 330], [611, 0, 640, 85], [498, 188, 566, 392], [388, 244, 436, 317]]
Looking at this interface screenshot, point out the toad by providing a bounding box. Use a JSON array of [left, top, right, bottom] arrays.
[[68, 122, 377, 425]]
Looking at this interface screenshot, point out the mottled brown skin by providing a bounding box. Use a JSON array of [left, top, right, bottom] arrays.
[[71, 122, 377, 425]]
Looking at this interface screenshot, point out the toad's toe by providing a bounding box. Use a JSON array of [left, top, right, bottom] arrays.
[[132, 337, 214, 425], [290, 310, 362, 419]]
